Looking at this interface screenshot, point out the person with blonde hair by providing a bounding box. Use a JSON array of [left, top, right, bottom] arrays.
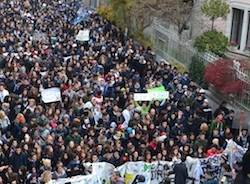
[[0, 110, 10, 134], [41, 171, 52, 184]]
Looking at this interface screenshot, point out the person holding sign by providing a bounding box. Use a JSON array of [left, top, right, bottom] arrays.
[[134, 101, 153, 117]]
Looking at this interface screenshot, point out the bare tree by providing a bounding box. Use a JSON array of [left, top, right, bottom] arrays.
[[129, 0, 194, 35]]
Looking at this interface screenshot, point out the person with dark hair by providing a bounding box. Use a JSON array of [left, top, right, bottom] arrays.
[[234, 150, 250, 184], [236, 129, 250, 149], [172, 155, 188, 184], [224, 110, 235, 129], [9, 146, 28, 172], [214, 101, 229, 117], [209, 113, 225, 136]]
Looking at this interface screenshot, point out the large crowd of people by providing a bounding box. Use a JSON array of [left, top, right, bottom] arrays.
[[0, 0, 249, 184]]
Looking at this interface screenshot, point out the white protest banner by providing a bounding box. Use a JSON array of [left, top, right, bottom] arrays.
[[53, 140, 246, 184], [53, 175, 99, 184], [76, 30, 90, 42], [53, 162, 114, 184], [134, 93, 153, 101], [197, 140, 247, 183], [224, 139, 247, 167], [199, 155, 222, 182], [116, 160, 202, 184], [41, 87, 62, 103], [185, 157, 203, 184], [116, 161, 175, 184], [134, 91, 169, 101], [84, 162, 115, 183]]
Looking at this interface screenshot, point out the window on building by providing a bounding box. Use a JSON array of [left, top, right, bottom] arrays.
[[246, 11, 250, 50], [230, 8, 244, 46]]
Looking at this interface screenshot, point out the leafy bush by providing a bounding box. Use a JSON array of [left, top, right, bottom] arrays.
[[97, 6, 114, 22], [171, 61, 188, 74], [204, 59, 244, 94], [194, 30, 228, 56], [132, 31, 153, 48], [189, 55, 205, 85]]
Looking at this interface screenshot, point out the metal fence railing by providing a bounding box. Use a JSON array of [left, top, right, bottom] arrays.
[[154, 34, 219, 66], [151, 19, 250, 110], [152, 19, 219, 67]]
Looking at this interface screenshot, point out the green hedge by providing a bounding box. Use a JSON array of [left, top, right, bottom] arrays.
[[189, 55, 205, 86]]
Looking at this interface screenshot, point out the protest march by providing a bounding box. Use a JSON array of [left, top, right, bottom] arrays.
[[0, 0, 249, 184]]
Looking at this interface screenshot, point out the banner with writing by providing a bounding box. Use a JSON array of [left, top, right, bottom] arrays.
[[53, 162, 114, 184], [53, 140, 246, 184], [134, 91, 169, 101], [115, 161, 174, 184], [41, 87, 62, 103]]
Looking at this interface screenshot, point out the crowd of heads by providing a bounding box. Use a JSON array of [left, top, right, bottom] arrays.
[[0, 0, 249, 183]]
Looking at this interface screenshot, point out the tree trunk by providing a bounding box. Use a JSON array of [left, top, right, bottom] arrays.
[[211, 18, 215, 30]]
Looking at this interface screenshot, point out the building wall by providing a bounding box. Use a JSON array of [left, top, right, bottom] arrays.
[[231, 0, 250, 5], [142, 0, 224, 68], [146, 0, 229, 44], [226, 0, 250, 52], [182, 0, 250, 42], [190, 0, 227, 39], [146, 0, 250, 61]]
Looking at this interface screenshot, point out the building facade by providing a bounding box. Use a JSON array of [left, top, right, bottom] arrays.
[[87, 0, 250, 54], [226, 0, 250, 52], [145, 0, 250, 110], [146, 0, 250, 65]]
